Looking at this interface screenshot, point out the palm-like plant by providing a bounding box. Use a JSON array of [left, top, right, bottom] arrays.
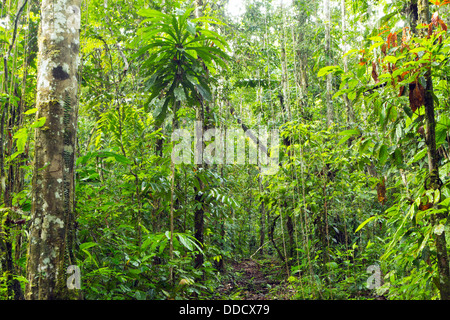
[[133, 7, 230, 124]]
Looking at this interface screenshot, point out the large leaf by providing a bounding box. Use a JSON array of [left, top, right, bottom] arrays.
[[195, 81, 212, 102], [10, 128, 28, 161], [408, 148, 427, 164], [379, 144, 388, 165], [355, 216, 377, 232], [186, 21, 196, 36], [393, 148, 403, 166], [317, 65, 342, 77], [339, 129, 360, 136], [137, 8, 170, 20]]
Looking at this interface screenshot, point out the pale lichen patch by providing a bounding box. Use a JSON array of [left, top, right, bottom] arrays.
[[64, 145, 74, 153]]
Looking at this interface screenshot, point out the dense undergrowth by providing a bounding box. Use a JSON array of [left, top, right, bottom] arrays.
[[2, 0, 450, 301]]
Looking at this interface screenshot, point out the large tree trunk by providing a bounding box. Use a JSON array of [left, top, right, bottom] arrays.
[[417, 0, 450, 300], [26, 0, 81, 300]]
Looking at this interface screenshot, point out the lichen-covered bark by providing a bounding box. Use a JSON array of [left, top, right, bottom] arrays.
[[26, 0, 81, 300]]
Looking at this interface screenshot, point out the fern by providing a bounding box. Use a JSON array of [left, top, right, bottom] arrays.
[[63, 92, 72, 126]]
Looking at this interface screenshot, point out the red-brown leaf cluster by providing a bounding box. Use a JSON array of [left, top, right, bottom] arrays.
[[371, 61, 379, 83], [377, 177, 386, 205], [409, 81, 425, 112]]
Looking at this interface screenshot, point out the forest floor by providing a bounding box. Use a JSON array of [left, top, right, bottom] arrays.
[[214, 257, 293, 300]]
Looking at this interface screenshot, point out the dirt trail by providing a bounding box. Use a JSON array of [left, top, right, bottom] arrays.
[[217, 258, 283, 300]]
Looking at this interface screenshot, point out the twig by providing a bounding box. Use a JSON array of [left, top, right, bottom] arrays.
[[229, 105, 282, 168], [3, 0, 28, 86], [250, 238, 279, 259], [1, 0, 28, 200]]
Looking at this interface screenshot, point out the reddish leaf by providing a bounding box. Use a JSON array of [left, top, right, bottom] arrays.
[[402, 27, 409, 44], [409, 81, 425, 113], [428, 23, 433, 36], [432, 11, 440, 25], [438, 18, 448, 31], [419, 194, 432, 211], [378, 29, 389, 36], [371, 61, 379, 83], [388, 32, 397, 48], [381, 43, 387, 55], [419, 202, 432, 211]]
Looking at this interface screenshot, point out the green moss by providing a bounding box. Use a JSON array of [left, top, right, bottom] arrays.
[[42, 37, 61, 59], [39, 100, 59, 114]]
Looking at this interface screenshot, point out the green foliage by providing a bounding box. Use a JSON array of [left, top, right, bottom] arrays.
[[134, 7, 229, 124], [4, 0, 450, 302]]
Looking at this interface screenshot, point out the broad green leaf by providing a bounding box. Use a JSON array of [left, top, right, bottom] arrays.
[[409, 47, 426, 54], [384, 56, 398, 64], [348, 91, 356, 101], [137, 8, 170, 19], [177, 234, 193, 251], [408, 148, 427, 164], [394, 148, 403, 166], [338, 135, 351, 146], [317, 65, 341, 77], [13, 128, 28, 154], [98, 151, 132, 165], [343, 49, 358, 58], [379, 144, 388, 165], [355, 216, 377, 232], [195, 82, 212, 101], [369, 42, 384, 51], [186, 21, 196, 35], [403, 105, 413, 118], [24, 108, 38, 115], [31, 117, 46, 128], [369, 36, 384, 42], [339, 129, 360, 136], [80, 242, 98, 250], [416, 228, 431, 256]]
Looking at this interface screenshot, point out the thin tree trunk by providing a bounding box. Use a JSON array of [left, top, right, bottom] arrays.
[[286, 210, 294, 261], [194, 112, 205, 270], [193, 0, 206, 271], [169, 146, 175, 282], [269, 215, 285, 263], [325, 0, 333, 127], [418, 0, 450, 300], [258, 175, 265, 256], [26, 0, 81, 300], [341, 0, 353, 124], [280, 2, 291, 121]]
